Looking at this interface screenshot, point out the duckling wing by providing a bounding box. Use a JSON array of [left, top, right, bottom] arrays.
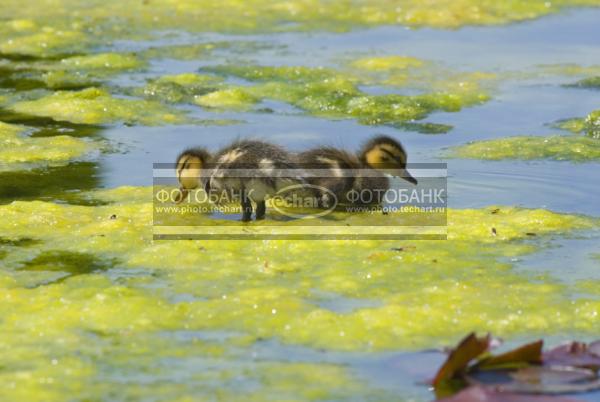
[[211, 140, 302, 200], [297, 148, 358, 200]]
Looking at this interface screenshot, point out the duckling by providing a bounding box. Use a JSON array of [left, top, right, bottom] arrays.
[[297, 135, 417, 208], [175, 139, 300, 221]]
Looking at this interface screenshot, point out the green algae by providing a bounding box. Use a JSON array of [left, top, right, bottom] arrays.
[[0, 237, 38, 247], [0, 163, 101, 204], [20, 251, 117, 287], [137, 73, 224, 104], [140, 42, 230, 61], [557, 109, 600, 139], [58, 53, 142, 71], [1, 187, 598, 346], [1, 0, 599, 43], [0, 121, 98, 171], [194, 88, 260, 110], [7, 88, 189, 126], [205, 65, 345, 83], [0, 24, 90, 58], [192, 64, 489, 128], [567, 76, 600, 89], [1, 52, 145, 90], [539, 64, 600, 77], [0, 186, 598, 400], [449, 135, 600, 161], [351, 56, 425, 72], [23, 250, 115, 275]]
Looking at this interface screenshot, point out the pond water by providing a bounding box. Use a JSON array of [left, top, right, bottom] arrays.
[[1, 3, 600, 401]]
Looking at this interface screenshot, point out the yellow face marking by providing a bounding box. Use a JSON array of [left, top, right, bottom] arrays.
[[176, 155, 191, 178], [365, 145, 406, 172], [177, 155, 203, 190], [379, 144, 406, 165]]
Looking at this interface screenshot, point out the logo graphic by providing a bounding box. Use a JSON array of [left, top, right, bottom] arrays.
[[271, 184, 337, 219]]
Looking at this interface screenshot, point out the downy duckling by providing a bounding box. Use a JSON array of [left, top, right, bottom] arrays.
[[297, 135, 417, 208], [175, 139, 300, 221]]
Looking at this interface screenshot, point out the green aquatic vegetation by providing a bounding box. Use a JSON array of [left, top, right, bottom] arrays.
[[0, 24, 90, 57], [7, 88, 189, 125], [0, 121, 98, 171], [350, 56, 424, 72], [557, 109, 600, 139], [194, 88, 260, 110], [1, 188, 598, 345], [347, 55, 427, 87], [0, 162, 101, 204], [140, 42, 229, 60], [1, 52, 144, 90], [0, 187, 598, 399], [567, 76, 600, 89], [58, 53, 142, 71], [197, 64, 489, 127], [1, 0, 600, 41], [21, 250, 116, 286], [23, 250, 115, 275], [137, 73, 223, 103], [449, 135, 600, 161], [395, 122, 453, 134], [0, 237, 38, 247], [539, 64, 600, 77], [205, 65, 346, 83]]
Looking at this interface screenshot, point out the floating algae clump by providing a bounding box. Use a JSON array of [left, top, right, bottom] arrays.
[[0, 52, 144, 91], [350, 56, 425, 72], [0, 24, 90, 57], [1, 0, 600, 39], [8, 88, 189, 125], [194, 88, 260, 110], [568, 76, 600, 89], [0, 121, 97, 171], [137, 73, 224, 103], [57, 53, 143, 71], [557, 109, 600, 139], [140, 42, 229, 60], [348, 56, 426, 86], [449, 135, 600, 161], [205, 65, 344, 83], [198, 64, 489, 127]]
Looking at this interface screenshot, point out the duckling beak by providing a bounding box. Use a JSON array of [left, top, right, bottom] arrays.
[[174, 187, 189, 204], [401, 170, 418, 185]]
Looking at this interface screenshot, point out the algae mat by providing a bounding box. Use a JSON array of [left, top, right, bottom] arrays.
[[0, 187, 599, 400], [0, 0, 599, 40]]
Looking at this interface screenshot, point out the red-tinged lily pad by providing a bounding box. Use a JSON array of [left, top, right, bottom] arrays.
[[432, 333, 491, 387], [432, 335, 600, 401], [435, 385, 584, 402], [505, 366, 600, 394], [543, 342, 600, 370], [476, 340, 543, 370], [466, 366, 600, 395], [589, 341, 600, 357]]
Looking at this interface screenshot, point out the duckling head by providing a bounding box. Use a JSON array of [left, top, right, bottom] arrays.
[[174, 147, 211, 203], [359, 135, 418, 184]]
